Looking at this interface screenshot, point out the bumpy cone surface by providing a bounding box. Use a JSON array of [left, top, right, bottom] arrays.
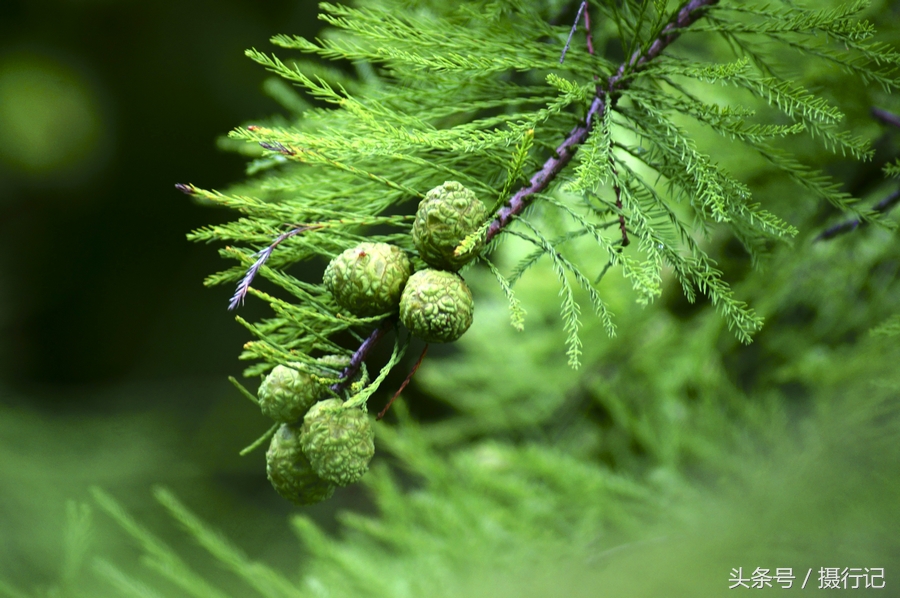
[[300, 399, 375, 486], [266, 423, 336, 505], [258, 364, 324, 423], [412, 181, 487, 271], [323, 242, 411, 317], [399, 269, 474, 343]]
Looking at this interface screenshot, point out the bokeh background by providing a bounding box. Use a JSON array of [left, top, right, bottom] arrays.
[[0, 0, 342, 589]]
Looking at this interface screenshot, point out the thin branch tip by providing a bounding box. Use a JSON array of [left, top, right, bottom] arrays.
[[815, 189, 900, 241], [259, 141, 295, 156], [331, 323, 392, 395], [377, 344, 428, 420], [226, 225, 321, 310], [872, 107, 900, 129], [560, 1, 588, 64]]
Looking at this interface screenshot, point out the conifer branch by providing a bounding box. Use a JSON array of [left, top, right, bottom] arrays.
[[815, 188, 900, 241], [227, 224, 323, 310], [559, 2, 588, 64], [872, 107, 900, 130], [485, 0, 718, 244], [331, 321, 392, 395], [815, 106, 900, 241], [377, 344, 429, 420], [611, 160, 629, 247]]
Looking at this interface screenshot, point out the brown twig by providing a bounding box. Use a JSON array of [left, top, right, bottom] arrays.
[[611, 161, 630, 246], [814, 188, 900, 241], [227, 224, 324, 310], [815, 105, 900, 241], [376, 344, 429, 420], [559, 1, 589, 64], [872, 107, 900, 130], [330, 320, 392, 394]]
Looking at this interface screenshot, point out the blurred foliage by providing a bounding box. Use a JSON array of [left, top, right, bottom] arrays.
[[1, 0, 899, 597], [0, 53, 109, 184]]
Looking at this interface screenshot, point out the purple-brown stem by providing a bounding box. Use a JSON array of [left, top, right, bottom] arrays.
[[815, 188, 900, 241], [610, 0, 718, 90], [228, 224, 323, 310], [816, 105, 900, 240], [583, 1, 595, 57], [485, 95, 607, 242], [612, 161, 630, 246], [872, 107, 900, 130], [559, 2, 588, 64], [377, 343, 429, 420], [258, 141, 296, 156], [330, 320, 392, 394]]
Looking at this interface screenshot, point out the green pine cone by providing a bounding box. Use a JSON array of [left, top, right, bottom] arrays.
[[266, 423, 336, 506], [412, 181, 487, 271], [399, 269, 474, 343], [258, 364, 324, 423], [300, 399, 375, 486], [323, 242, 411, 317]]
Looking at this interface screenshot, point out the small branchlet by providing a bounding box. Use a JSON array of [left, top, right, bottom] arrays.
[[228, 224, 323, 310], [815, 189, 900, 241], [330, 321, 392, 395], [377, 344, 429, 420], [816, 107, 900, 241], [258, 141, 296, 156], [872, 107, 900, 130]]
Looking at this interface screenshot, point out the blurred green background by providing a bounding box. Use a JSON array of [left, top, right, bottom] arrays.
[[0, 0, 338, 590]]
